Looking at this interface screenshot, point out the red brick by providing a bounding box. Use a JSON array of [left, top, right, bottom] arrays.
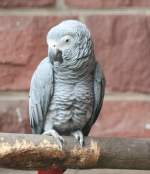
[[132, 0, 150, 7], [0, 16, 77, 90], [65, 0, 132, 8], [86, 15, 150, 93], [0, 99, 31, 133], [65, 0, 150, 8], [65, 0, 131, 8], [0, 0, 55, 8], [90, 101, 150, 138]]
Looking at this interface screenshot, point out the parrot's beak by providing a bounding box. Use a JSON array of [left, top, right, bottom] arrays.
[[48, 46, 63, 65]]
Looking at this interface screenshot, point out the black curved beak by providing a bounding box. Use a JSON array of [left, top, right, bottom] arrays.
[[48, 47, 63, 65]]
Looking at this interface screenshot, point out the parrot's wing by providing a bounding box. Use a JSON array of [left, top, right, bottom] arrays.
[[83, 62, 105, 135], [29, 57, 54, 134]]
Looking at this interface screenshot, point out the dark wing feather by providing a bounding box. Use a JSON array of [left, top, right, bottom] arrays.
[[29, 57, 53, 134], [82, 62, 105, 135]]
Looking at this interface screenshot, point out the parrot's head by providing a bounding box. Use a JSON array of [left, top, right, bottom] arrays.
[[47, 20, 94, 69]]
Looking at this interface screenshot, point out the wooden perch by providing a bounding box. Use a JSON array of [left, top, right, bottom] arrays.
[[0, 133, 150, 170]]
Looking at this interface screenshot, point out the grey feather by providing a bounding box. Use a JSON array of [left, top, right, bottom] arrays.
[[29, 57, 53, 134], [29, 20, 105, 148], [82, 62, 105, 135]]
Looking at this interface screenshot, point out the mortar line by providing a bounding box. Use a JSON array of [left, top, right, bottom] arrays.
[[1, 8, 150, 16], [104, 94, 150, 101], [0, 91, 150, 101]]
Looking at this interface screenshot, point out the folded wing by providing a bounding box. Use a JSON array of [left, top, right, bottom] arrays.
[[83, 63, 105, 135], [29, 57, 54, 134]]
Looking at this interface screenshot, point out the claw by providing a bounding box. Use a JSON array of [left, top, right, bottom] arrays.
[[56, 135, 64, 150], [43, 129, 64, 150], [71, 130, 84, 147]]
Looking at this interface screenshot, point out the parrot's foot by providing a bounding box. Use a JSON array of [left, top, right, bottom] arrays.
[[71, 130, 84, 147], [43, 129, 64, 150]]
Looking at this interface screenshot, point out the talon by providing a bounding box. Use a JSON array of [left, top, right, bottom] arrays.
[[43, 129, 64, 150], [71, 130, 84, 147], [79, 138, 84, 147], [59, 136, 64, 144], [56, 137, 64, 150]]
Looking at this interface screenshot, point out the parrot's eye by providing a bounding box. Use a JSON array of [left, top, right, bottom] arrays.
[[65, 39, 70, 43], [61, 35, 73, 45]]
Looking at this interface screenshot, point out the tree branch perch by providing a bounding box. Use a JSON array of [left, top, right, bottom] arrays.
[[0, 133, 149, 170]]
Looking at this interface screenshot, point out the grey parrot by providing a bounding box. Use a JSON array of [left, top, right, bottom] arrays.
[[29, 20, 105, 149]]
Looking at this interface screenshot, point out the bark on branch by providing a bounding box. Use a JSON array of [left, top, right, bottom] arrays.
[[0, 133, 149, 170]]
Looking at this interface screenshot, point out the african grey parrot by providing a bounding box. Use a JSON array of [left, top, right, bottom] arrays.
[[29, 20, 105, 149]]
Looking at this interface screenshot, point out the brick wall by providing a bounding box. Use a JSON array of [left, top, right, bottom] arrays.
[[0, 0, 150, 138]]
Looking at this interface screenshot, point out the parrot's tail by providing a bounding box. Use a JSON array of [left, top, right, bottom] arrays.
[[38, 167, 65, 174]]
